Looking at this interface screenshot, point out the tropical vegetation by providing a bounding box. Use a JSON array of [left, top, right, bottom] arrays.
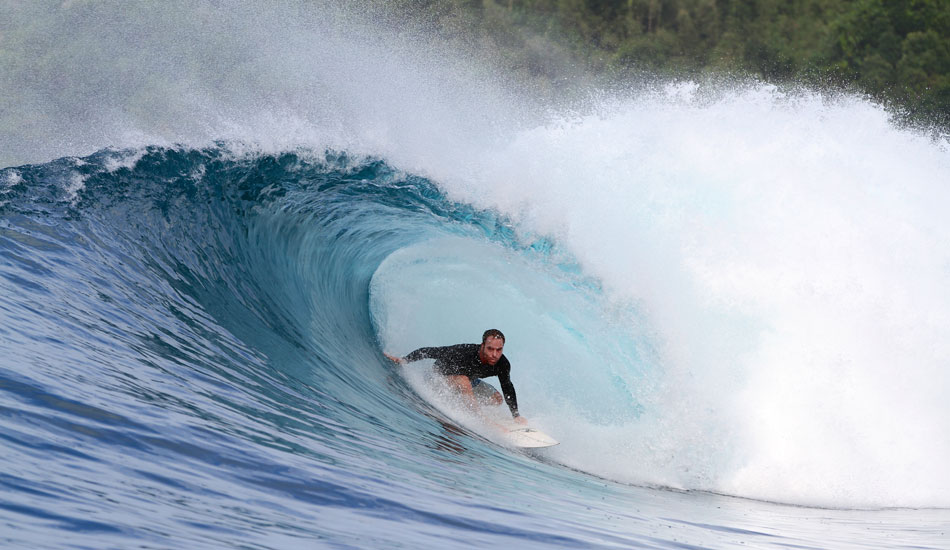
[[395, 0, 950, 126]]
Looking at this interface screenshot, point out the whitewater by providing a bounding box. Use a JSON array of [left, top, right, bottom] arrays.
[[1, 1, 948, 548]]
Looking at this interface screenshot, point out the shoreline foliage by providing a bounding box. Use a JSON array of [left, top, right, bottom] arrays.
[[394, 0, 949, 127]]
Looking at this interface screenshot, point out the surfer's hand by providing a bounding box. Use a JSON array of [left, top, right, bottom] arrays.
[[383, 353, 403, 365]]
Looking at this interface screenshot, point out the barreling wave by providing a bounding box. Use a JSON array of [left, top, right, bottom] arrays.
[[0, 144, 530, 430], [0, 146, 578, 548], [3, 138, 950, 550]]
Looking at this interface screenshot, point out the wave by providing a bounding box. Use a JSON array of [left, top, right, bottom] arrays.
[[2, 7, 950, 545], [3, 136, 949, 518]]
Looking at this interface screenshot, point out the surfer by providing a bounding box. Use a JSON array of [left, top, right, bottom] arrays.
[[385, 329, 528, 425]]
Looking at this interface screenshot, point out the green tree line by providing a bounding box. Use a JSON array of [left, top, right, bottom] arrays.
[[396, 0, 950, 126]]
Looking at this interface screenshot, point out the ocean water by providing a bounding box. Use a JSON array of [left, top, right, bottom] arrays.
[[2, 2, 949, 549]]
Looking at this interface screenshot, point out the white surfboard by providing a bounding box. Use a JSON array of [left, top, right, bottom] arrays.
[[504, 425, 559, 448]]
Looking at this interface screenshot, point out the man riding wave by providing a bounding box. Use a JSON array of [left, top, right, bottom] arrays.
[[385, 329, 528, 425]]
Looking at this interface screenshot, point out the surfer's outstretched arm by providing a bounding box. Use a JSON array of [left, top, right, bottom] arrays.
[[384, 352, 404, 365]]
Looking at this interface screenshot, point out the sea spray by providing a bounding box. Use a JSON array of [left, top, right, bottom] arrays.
[[409, 83, 950, 508]]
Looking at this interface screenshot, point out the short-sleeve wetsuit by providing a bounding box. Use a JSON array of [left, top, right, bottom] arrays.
[[403, 343, 520, 418]]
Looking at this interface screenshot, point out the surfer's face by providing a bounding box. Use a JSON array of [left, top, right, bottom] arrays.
[[479, 336, 504, 365]]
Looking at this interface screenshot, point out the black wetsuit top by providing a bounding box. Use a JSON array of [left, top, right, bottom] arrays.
[[403, 343, 520, 418]]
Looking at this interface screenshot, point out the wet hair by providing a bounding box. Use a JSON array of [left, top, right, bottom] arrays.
[[482, 329, 505, 344]]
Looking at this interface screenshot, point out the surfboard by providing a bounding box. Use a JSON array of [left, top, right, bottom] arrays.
[[504, 425, 559, 448]]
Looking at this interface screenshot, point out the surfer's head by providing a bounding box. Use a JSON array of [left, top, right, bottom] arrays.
[[479, 329, 505, 365]]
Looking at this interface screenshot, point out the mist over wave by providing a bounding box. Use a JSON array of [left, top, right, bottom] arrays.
[[1, 0, 537, 168], [449, 86, 950, 508], [3, 0, 950, 511], [377, 83, 950, 508]]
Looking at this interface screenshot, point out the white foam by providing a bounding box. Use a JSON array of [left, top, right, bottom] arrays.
[[373, 84, 950, 507], [2, 170, 23, 190], [420, 86, 950, 508]]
